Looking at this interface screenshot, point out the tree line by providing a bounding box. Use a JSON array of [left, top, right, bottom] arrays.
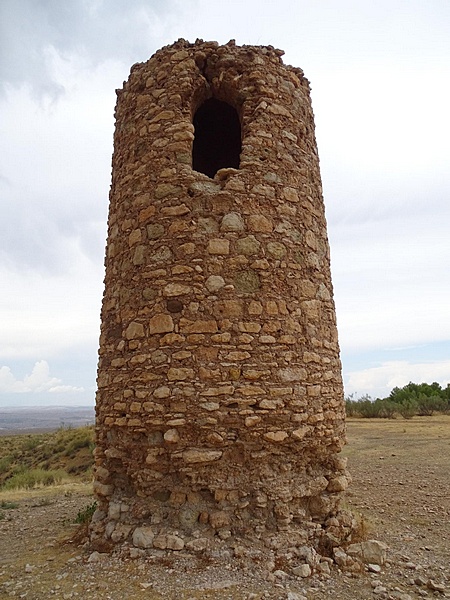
[[345, 381, 450, 419]]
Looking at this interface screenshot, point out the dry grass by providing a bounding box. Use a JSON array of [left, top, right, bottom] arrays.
[[343, 414, 450, 464], [0, 426, 94, 490], [0, 481, 93, 503]]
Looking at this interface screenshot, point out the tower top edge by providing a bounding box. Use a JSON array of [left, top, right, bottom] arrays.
[[126, 38, 306, 85]]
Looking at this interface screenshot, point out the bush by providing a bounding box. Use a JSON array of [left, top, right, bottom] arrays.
[[0, 456, 13, 474], [356, 399, 381, 418], [416, 395, 446, 416], [397, 398, 418, 419], [0, 500, 18, 509], [75, 501, 97, 524], [376, 399, 398, 419], [345, 397, 359, 417]]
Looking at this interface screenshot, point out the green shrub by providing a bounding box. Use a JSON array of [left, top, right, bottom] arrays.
[[64, 436, 94, 457], [75, 501, 97, 524], [377, 399, 397, 419], [345, 398, 359, 417], [416, 395, 446, 416], [22, 437, 41, 451], [0, 455, 13, 474], [357, 398, 382, 418], [397, 398, 418, 419], [0, 500, 18, 509]]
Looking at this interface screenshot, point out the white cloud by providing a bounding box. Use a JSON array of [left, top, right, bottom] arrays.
[[345, 360, 450, 399], [0, 360, 84, 394], [0, 0, 189, 97]]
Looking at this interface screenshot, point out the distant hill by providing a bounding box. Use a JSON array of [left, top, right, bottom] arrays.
[[0, 406, 95, 434]]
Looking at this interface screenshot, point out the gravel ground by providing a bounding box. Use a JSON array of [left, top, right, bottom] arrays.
[[0, 417, 449, 599]]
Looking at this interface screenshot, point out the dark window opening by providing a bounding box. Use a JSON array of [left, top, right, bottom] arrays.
[[192, 98, 241, 178]]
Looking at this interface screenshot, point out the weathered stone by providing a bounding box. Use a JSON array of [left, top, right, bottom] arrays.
[[284, 187, 300, 202], [182, 449, 222, 463], [327, 476, 349, 492], [214, 299, 244, 318], [427, 580, 446, 593], [220, 212, 245, 232], [149, 313, 174, 334], [108, 502, 121, 520], [248, 300, 263, 315], [247, 214, 273, 232], [279, 367, 308, 382], [133, 245, 145, 265], [225, 351, 251, 361], [155, 183, 180, 198], [235, 235, 261, 256], [151, 245, 172, 262], [264, 431, 289, 442], [287, 593, 307, 600], [161, 203, 189, 216], [292, 564, 312, 578], [259, 399, 282, 410], [245, 416, 261, 427], [132, 527, 154, 549], [346, 540, 388, 565], [177, 242, 195, 254], [164, 428, 180, 443], [128, 229, 142, 246], [163, 283, 191, 296], [233, 270, 260, 293], [205, 275, 225, 292], [147, 223, 165, 239], [186, 538, 209, 552], [238, 321, 261, 333], [267, 241, 287, 258], [179, 319, 218, 334], [152, 534, 184, 550], [167, 367, 194, 381], [292, 427, 309, 440], [207, 238, 230, 254], [125, 321, 144, 339]]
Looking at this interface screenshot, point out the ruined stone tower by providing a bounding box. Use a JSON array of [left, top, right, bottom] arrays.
[[91, 39, 352, 554]]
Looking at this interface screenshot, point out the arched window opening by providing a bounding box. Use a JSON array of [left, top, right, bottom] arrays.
[[192, 98, 241, 178]]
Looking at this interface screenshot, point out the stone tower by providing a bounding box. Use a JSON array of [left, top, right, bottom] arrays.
[[91, 39, 352, 554]]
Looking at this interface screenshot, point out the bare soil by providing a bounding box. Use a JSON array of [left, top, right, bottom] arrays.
[[0, 416, 449, 599]]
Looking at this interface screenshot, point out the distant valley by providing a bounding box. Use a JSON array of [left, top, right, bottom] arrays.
[[0, 406, 95, 434]]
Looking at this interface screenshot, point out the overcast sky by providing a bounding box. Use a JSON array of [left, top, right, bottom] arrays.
[[1, 0, 449, 407]]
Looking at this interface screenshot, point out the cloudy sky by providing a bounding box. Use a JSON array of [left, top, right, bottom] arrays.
[[1, 0, 449, 407]]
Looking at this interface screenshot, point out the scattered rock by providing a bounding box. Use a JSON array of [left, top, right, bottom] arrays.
[[87, 551, 108, 563], [373, 585, 387, 595], [287, 592, 308, 600], [292, 564, 312, 578], [132, 526, 154, 549], [186, 537, 209, 552], [389, 592, 413, 600], [152, 533, 185, 550], [427, 579, 446, 593], [368, 563, 382, 573], [346, 540, 388, 565]]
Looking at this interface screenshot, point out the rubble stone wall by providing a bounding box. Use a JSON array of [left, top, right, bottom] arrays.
[[91, 39, 351, 553]]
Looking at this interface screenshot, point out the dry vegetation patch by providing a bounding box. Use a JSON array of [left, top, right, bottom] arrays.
[[0, 426, 94, 490]]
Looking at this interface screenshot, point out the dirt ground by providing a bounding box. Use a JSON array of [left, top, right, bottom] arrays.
[[0, 416, 449, 600]]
